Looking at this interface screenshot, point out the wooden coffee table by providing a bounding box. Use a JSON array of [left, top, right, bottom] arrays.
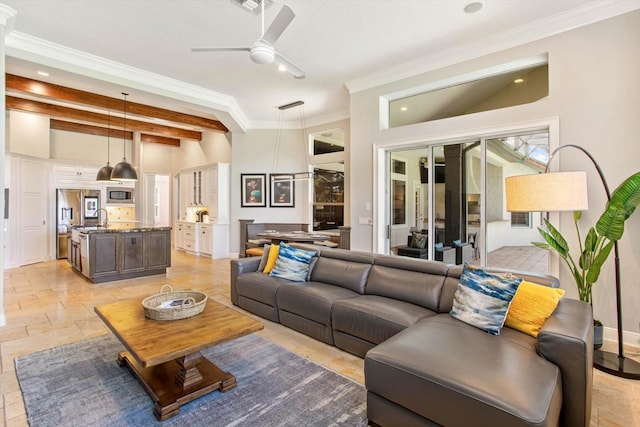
[[94, 297, 263, 421]]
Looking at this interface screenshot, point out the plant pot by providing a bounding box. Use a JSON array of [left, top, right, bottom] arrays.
[[594, 320, 603, 350]]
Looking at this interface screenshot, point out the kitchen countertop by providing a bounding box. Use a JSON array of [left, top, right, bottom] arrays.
[[73, 224, 172, 233]]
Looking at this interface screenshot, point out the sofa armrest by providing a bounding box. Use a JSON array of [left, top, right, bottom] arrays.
[[537, 298, 593, 427], [230, 257, 262, 305]]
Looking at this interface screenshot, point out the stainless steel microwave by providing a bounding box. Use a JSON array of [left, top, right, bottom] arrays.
[[106, 187, 134, 204]]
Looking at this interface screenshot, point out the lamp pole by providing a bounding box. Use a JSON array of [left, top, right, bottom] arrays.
[[547, 144, 640, 379]]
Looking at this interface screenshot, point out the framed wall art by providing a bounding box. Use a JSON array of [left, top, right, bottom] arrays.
[[269, 174, 295, 207], [241, 173, 266, 207]]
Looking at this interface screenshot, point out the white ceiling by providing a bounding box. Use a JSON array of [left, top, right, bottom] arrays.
[[2, 0, 638, 132]]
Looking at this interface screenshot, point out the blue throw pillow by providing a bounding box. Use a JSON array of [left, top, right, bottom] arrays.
[[453, 239, 461, 246], [434, 242, 444, 250], [270, 243, 317, 282], [450, 264, 522, 335]]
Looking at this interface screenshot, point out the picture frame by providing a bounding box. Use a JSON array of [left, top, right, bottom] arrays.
[[270, 174, 295, 208], [241, 174, 267, 207]]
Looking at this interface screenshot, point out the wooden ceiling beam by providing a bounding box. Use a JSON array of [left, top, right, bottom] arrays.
[[7, 96, 202, 141], [141, 133, 181, 147], [6, 74, 228, 133], [50, 119, 133, 140]]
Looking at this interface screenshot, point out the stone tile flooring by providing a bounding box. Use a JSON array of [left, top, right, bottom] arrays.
[[1, 250, 639, 426]]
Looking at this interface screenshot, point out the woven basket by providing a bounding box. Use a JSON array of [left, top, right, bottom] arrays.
[[142, 285, 208, 321]]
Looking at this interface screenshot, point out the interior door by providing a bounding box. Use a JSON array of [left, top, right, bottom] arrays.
[[20, 158, 48, 265]]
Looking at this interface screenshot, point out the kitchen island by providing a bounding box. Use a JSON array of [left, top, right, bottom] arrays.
[[69, 225, 171, 283]]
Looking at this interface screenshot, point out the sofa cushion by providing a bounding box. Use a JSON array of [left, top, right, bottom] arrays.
[[368, 255, 448, 311], [270, 243, 317, 282], [505, 281, 565, 337], [276, 282, 359, 325], [310, 251, 373, 294], [332, 295, 435, 346], [365, 315, 562, 427], [236, 272, 291, 307], [450, 264, 522, 335]]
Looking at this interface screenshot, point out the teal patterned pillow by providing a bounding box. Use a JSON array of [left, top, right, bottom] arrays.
[[450, 264, 522, 335], [270, 243, 317, 282]]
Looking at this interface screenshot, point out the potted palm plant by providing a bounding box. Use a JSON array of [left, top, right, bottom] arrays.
[[534, 171, 640, 349]]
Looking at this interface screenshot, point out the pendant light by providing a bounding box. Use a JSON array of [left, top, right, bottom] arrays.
[[111, 92, 138, 181], [96, 111, 114, 181]]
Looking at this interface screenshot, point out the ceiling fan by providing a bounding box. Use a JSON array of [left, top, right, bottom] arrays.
[[191, 1, 305, 79]]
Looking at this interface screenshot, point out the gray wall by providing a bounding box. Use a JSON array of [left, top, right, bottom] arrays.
[[349, 11, 640, 335]]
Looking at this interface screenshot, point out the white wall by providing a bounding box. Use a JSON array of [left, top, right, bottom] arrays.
[[230, 128, 310, 254], [51, 129, 121, 166], [8, 111, 50, 159], [171, 131, 232, 172], [349, 10, 640, 335]]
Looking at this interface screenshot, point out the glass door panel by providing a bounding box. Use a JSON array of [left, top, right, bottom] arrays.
[[484, 132, 549, 273]]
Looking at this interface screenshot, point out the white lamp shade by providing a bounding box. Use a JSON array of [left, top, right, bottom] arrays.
[[505, 171, 589, 212]]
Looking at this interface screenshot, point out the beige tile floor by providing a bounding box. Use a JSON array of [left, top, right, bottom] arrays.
[[1, 250, 639, 426]]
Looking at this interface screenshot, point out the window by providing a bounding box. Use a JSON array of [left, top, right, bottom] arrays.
[[510, 211, 531, 227], [313, 130, 344, 155], [388, 60, 549, 128]]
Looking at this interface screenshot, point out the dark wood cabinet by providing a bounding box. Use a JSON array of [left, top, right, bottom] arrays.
[[146, 231, 171, 269], [121, 233, 145, 273], [91, 233, 118, 277], [79, 229, 171, 283]]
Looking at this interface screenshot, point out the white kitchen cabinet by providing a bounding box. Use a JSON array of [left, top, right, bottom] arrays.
[[179, 172, 191, 220], [210, 223, 229, 259], [175, 221, 185, 250], [203, 163, 230, 224], [183, 222, 197, 253], [177, 163, 229, 224], [198, 223, 212, 255], [192, 170, 203, 206], [52, 162, 102, 189]]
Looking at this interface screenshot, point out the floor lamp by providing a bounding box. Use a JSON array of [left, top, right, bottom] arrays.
[[505, 144, 640, 379]]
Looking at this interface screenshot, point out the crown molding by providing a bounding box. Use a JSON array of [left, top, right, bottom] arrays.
[[249, 108, 349, 130], [0, 4, 17, 31], [5, 31, 249, 132], [346, 0, 640, 94]]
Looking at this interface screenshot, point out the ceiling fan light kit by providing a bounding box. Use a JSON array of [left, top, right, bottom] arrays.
[[192, 2, 305, 78], [249, 41, 275, 64]]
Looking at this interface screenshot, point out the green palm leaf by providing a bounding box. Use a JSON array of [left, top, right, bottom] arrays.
[[596, 172, 640, 239]]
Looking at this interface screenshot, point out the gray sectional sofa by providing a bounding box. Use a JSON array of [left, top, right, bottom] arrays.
[[230, 245, 593, 427]]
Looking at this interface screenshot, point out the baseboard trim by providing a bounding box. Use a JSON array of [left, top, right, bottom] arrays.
[[603, 326, 640, 351]]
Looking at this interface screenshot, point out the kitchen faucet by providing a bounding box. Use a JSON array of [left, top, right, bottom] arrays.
[[97, 208, 109, 228]]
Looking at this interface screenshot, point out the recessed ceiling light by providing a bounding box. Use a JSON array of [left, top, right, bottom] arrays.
[[37, 70, 50, 77], [514, 78, 525, 84], [400, 107, 408, 111], [278, 65, 287, 72], [464, 2, 483, 14]]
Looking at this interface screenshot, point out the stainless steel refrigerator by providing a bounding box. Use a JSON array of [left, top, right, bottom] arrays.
[[56, 189, 101, 259]]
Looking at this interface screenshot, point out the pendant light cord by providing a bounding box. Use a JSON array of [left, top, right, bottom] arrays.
[[122, 92, 129, 161], [106, 111, 111, 164]]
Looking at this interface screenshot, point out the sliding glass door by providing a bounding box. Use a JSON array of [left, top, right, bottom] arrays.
[[383, 128, 550, 274]]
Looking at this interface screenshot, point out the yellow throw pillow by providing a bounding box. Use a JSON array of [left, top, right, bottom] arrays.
[[505, 281, 565, 337], [263, 244, 280, 274]]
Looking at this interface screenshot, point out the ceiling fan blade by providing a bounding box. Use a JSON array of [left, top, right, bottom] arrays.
[[262, 5, 295, 45], [274, 52, 305, 79], [191, 47, 250, 53]]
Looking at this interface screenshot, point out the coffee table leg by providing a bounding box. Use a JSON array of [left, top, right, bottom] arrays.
[[175, 351, 204, 389], [117, 350, 237, 421]]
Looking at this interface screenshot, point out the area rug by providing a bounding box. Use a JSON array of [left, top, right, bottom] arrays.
[[15, 334, 367, 427]]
